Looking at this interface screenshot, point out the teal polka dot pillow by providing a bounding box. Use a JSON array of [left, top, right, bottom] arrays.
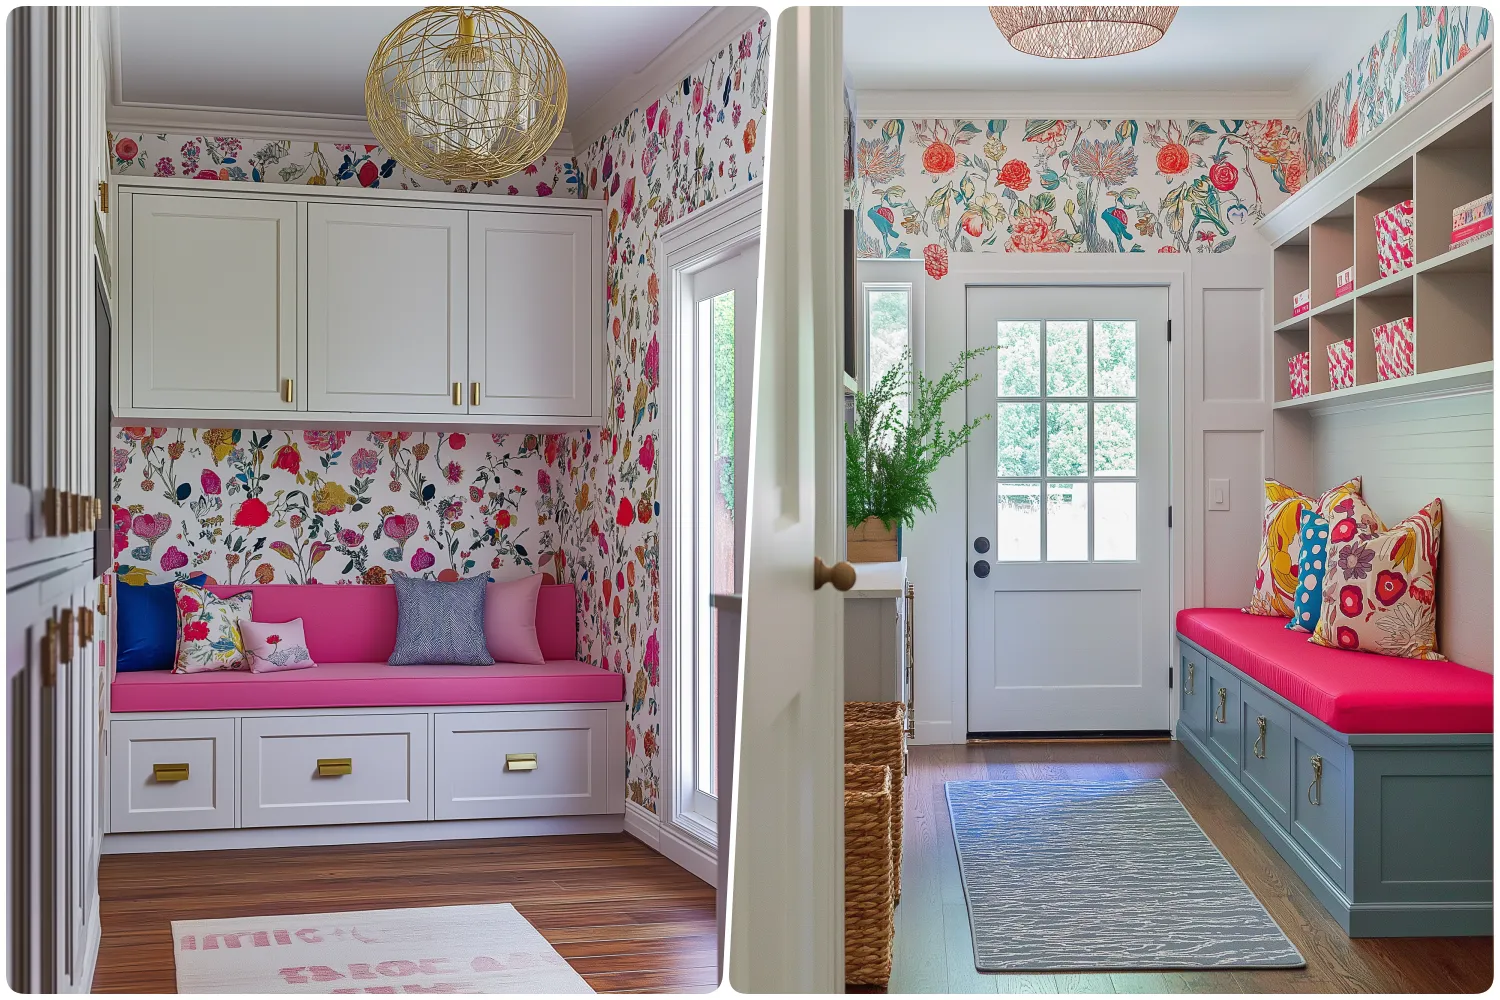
[[1286, 509, 1330, 634]]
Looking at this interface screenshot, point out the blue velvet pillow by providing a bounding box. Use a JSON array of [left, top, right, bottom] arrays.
[[389, 574, 494, 666], [117, 573, 208, 671], [1286, 509, 1330, 634]]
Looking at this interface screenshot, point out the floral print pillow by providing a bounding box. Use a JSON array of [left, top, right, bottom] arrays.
[[239, 618, 316, 673], [1245, 478, 1367, 617], [173, 583, 251, 673], [1311, 498, 1444, 660]]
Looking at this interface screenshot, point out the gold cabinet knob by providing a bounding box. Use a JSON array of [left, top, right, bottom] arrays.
[[814, 557, 857, 592]]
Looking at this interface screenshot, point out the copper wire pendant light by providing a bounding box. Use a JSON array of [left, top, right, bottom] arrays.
[[366, 6, 567, 182], [989, 6, 1179, 59]]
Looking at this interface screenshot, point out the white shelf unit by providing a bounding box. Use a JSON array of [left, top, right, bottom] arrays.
[[1268, 100, 1493, 409]]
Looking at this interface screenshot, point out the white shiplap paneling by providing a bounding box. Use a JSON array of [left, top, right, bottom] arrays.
[[1310, 389, 1493, 672]]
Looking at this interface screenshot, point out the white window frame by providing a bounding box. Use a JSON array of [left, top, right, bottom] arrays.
[[856, 259, 926, 393], [658, 181, 761, 885]]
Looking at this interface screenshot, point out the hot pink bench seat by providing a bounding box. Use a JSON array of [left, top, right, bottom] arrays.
[[1177, 608, 1492, 735], [111, 582, 624, 713]]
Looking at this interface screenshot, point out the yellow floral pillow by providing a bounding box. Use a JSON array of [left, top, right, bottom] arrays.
[[1311, 499, 1444, 660], [173, 582, 251, 673], [1244, 478, 1366, 617]]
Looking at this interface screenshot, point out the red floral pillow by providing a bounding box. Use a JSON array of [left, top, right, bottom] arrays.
[[1310, 499, 1443, 660], [173, 583, 252, 673]]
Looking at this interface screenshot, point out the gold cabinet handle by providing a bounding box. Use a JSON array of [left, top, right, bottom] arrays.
[[1253, 716, 1267, 759], [79, 607, 94, 647], [152, 762, 189, 782], [98, 180, 109, 214], [1214, 687, 1227, 724], [452, 381, 462, 406], [505, 752, 538, 772], [470, 381, 481, 406], [317, 757, 353, 777], [58, 609, 74, 665], [1185, 661, 1195, 694], [282, 377, 294, 404], [814, 557, 857, 592], [39, 618, 58, 688], [1307, 754, 1323, 806]]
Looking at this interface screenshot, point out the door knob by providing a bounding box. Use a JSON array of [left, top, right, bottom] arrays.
[[974, 536, 990, 554], [814, 557, 856, 591], [973, 560, 990, 579]]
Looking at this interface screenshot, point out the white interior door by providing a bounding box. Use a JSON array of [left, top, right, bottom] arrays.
[[966, 285, 1170, 735], [728, 7, 844, 992]]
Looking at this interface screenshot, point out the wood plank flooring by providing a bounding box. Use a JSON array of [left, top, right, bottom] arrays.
[[878, 741, 1493, 994], [92, 832, 717, 994]]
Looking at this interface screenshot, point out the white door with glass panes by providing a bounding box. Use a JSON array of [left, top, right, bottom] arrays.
[[966, 285, 1169, 735]]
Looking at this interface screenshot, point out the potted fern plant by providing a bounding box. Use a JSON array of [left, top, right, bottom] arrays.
[[846, 346, 992, 562]]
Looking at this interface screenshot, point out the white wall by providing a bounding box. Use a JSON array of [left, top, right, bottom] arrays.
[[1307, 390, 1494, 671], [868, 244, 1274, 744]]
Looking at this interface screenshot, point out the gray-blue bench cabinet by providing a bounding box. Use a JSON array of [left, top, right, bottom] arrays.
[[1176, 631, 1492, 937]]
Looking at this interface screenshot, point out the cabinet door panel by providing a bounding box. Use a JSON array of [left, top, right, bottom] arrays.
[[469, 211, 597, 417], [126, 194, 297, 410], [307, 203, 468, 414]]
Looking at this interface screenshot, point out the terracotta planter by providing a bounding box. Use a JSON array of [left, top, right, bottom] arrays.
[[848, 517, 900, 563]]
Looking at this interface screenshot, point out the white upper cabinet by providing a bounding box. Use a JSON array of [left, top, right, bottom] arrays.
[[122, 193, 297, 412], [306, 202, 469, 415], [469, 210, 598, 418]]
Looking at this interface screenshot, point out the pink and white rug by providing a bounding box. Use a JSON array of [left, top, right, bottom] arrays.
[[171, 902, 594, 994]]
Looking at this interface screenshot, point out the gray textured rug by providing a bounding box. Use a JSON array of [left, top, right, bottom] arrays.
[[945, 779, 1305, 971]]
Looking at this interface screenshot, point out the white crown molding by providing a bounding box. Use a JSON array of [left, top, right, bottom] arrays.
[[853, 88, 1300, 122], [567, 6, 767, 155]]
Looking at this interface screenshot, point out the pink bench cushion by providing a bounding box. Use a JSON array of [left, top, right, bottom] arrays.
[[110, 660, 624, 713], [202, 582, 578, 662], [1177, 608, 1492, 735]]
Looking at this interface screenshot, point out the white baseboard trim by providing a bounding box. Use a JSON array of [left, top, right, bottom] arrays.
[[74, 901, 101, 994], [102, 814, 624, 855], [623, 800, 718, 887]]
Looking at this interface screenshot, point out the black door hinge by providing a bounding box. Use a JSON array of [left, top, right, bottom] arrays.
[[1167, 319, 1172, 343], [1168, 506, 1173, 529], [1169, 666, 1174, 689]]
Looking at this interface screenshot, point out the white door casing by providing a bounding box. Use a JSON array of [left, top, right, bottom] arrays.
[[468, 210, 598, 418], [966, 284, 1171, 735], [727, 7, 845, 992], [124, 193, 298, 412], [306, 202, 468, 415]]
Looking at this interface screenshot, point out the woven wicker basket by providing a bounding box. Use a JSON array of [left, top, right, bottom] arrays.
[[844, 701, 905, 900], [844, 763, 894, 987]]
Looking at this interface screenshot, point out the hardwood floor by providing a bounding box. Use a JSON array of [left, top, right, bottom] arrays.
[[879, 741, 1493, 994], [92, 832, 717, 994]]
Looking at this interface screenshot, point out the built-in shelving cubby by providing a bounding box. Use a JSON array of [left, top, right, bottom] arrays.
[[1267, 92, 1493, 411]]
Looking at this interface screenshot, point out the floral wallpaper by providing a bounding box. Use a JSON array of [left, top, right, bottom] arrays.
[[111, 427, 575, 589], [1302, 6, 1490, 181], [855, 117, 1305, 271], [570, 18, 769, 812], [108, 132, 579, 197]]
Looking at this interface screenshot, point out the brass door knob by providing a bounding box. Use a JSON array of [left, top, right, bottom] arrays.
[[814, 557, 856, 592]]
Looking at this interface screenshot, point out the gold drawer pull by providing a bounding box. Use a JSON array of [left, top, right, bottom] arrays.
[[1307, 754, 1323, 806], [505, 753, 538, 772], [283, 377, 295, 404], [470, 381, 481, 406], [153, 762, 189, 782], [1214, 687, 1227, 724], [1253, 716, 1267, 759], [317, 757, 352, 777], [452, 381, 462, 406]]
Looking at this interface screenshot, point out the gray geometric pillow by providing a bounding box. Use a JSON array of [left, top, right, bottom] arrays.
[[388, 574, 495, 666]]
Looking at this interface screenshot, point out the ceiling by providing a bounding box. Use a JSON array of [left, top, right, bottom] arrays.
[[111, 6, 713, 137], [845, 6, 1407, 113]]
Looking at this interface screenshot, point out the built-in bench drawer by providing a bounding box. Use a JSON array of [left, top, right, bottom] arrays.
[[110, 717, 235, 832], [1240, 685, 1293, 828], [1291, 716, 1349, 893], [240, 714, 429, 828], [1179, 644, 1208, 743], [433, 709, 610, 820], [1205, 657, 1241, 772]]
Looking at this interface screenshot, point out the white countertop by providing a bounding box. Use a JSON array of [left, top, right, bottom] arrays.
[[844, 558, 907, 599]]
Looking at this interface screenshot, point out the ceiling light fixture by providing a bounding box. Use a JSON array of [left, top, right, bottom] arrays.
[[366, 6, 567, 182], [988, 6, 1179, 59]]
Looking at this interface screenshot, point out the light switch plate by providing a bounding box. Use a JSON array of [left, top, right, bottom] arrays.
[[1207, 478, 1230, 511]]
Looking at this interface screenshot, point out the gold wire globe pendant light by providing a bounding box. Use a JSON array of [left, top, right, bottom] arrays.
[[989, 6, 1178, 59], [365, 6, 567, 182]]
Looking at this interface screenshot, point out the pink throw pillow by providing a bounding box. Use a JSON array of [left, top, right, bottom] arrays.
[[240, 619, 317, 673], [485, 575, 545, 664]]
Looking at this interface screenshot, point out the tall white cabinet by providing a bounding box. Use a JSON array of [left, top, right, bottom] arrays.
[[113, 180, 604, 427]]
